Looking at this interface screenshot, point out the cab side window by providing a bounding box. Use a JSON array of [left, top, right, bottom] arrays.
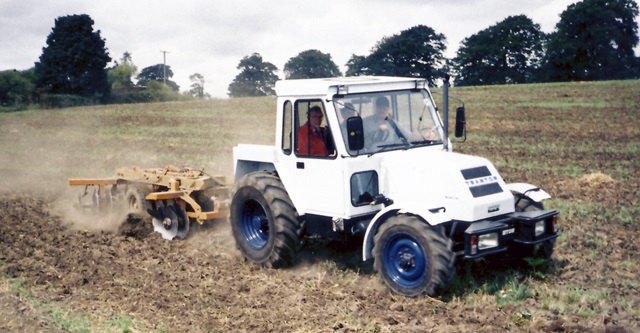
[[295, 100, 334, 157], [281, 100, 293, 155]]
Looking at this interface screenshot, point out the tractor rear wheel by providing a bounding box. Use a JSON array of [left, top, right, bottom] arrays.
[[373, 215, 455, 297], [230, 172, 303, 268]]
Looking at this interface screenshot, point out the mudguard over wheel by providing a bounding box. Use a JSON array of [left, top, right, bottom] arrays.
[[514, 196, 556, 259], [230, 172, 303, 268], [373, 215, 455, 297]]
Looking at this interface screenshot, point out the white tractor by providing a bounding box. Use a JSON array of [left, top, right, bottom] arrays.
[[230, 76, 559, 297]]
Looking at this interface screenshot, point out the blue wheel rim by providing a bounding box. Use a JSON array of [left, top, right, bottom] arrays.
[[240, 199, 269, 250], [383, 233, 427, 288]]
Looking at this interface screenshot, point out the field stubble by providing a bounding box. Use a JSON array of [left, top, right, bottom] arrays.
[[0, 80, 638, 332]]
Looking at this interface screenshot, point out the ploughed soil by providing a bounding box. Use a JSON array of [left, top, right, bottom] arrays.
[[4, 193, 636, 333], [1, 83, 639, 332]]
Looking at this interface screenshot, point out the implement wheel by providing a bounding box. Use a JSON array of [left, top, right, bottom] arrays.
[[125, 185, 149, 215], [373, 215, 455, 297], [230, 172, 303, 268]]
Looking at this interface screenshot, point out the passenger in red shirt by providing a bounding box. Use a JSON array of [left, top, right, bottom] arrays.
[[298, 106, 330, 156]]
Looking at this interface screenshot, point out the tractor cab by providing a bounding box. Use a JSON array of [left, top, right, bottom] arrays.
[[261, 76, 465, 222]]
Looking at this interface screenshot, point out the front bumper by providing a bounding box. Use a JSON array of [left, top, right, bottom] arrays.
[[463, 209, 559, 260]]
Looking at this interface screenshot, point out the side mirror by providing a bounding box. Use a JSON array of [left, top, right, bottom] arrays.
[[455, 106, 466, 138], [346, 116, 364, 151]]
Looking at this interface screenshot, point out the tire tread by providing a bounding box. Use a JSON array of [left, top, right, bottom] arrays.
[[373, 215, 455, 297], [230, 171, 303, 268]]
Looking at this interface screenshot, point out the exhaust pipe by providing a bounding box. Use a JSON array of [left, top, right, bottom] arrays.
[[442, 75, 450, 152]]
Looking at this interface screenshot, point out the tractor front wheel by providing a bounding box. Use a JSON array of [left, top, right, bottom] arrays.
[[373, 215, 455, 297], [230, 172, 303, 268]]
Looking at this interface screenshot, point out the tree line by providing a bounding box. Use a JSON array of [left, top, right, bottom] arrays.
[[1, 0, 638, 108], [0, 14, 209, 109]]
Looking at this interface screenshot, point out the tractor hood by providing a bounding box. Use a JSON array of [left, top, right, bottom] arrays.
[[377, 148, 515, 222]]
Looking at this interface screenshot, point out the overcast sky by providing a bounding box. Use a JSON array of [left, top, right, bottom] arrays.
[[1, 0, 639, 98]]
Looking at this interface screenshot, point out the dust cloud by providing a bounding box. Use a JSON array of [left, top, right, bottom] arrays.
[[0, 105, 238, 238]]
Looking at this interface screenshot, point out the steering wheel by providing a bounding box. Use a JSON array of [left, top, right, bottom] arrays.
[[420, 124, 438, 139]]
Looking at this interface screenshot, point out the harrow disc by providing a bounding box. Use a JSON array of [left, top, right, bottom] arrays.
[[152, 205, 179, 240], [151, 203, 189, 240]]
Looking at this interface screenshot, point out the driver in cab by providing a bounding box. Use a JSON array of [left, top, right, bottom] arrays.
[[363, 96, 413, 149]]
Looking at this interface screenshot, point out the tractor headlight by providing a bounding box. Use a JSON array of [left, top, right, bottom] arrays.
[[535, 221, 545, 237], [478, 233, 498, 250]]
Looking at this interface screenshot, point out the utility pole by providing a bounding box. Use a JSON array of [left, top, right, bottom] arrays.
[[160, 50, 170, 86]]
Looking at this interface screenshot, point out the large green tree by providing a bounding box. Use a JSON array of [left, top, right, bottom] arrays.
[[228, 53, 279, 97], [284, 49, 342, 79], [34, 14, 111, 100], [347, 25, 447, 84], [454, 15, 546, 86], [542, 0, 639, 81], [136, 64, 180, 91]]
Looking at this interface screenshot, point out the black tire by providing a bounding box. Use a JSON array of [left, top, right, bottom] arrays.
[[373, 215, 455, 297], [514, 196, 555, 259], [229, 172, 303, 268], [125, 185, 150, 215]]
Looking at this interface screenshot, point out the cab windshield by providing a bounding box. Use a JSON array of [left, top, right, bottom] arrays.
[[333, 89, 443, 155]]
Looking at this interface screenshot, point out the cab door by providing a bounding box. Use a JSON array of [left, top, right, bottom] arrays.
[[276, 99, 346, 217]]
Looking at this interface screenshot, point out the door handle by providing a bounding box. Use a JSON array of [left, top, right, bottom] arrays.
[[296, 162, 304, 169]]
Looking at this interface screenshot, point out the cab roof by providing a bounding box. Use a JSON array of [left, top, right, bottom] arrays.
[[275, 76, 427, 97]]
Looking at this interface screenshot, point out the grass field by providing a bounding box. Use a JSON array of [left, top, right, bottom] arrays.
[[0, 79, 638, 332]]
